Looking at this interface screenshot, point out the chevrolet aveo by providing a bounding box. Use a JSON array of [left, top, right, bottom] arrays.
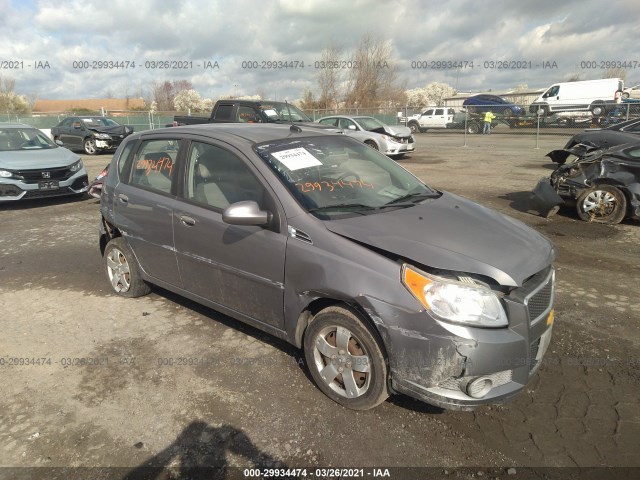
[[99, 124, 556, 411]]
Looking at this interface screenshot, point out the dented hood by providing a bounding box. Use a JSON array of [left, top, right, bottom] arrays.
[[324, 192, 554, 287]]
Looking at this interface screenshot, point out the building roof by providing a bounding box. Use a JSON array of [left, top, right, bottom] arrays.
[[32, 98, 145, 113]]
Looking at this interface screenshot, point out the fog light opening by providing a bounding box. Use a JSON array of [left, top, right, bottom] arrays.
[[460, 376, 494, 399]]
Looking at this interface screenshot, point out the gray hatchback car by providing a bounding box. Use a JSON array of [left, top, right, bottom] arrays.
[[99, 123, 556, 411]]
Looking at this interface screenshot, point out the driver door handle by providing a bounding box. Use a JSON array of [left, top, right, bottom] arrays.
[[117, 193, 128, 204], [179, 215, 196, 227]]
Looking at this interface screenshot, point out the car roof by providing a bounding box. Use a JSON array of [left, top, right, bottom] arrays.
[[138, 123, 340, 145]]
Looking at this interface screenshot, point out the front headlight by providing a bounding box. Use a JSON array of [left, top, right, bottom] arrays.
[[93, 133, 112, 140], [402, 264, 508, 328], [381, 134, 401, 143], [0, 170, 13, 178], [69, 160, 84, 172]]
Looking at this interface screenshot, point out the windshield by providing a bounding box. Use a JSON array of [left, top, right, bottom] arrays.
[[255, 135, 438, 218], [259, 103, 313, 122], [355, 117, 386, 131], [81, 118, 120, 128], [0, 128, 57, 151]]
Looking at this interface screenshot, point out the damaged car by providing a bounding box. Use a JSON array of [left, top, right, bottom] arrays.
[[100, 123, 556, 411], [51, 116, 134, 155], [548, 117, 640, 163], [532, 142, 640, 224], [317, 115, 415, 158]]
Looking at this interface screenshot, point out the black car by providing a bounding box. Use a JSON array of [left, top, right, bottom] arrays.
[[547, 117, 640, 164], [532, 142, 640, 224], [51, 116, 134, 155]]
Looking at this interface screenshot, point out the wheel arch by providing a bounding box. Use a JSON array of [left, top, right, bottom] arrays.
[[99, 217, 123, 256]]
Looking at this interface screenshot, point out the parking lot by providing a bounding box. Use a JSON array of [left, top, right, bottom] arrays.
[[1, 132, 639, 478]]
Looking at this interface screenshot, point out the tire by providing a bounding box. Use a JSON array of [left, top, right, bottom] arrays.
[[364, 140, 378, 150], [303, 306, 389, 410], [84, 138, 97, 155], [408, 122, 421, 134], [576, 185, 627, 224], [467, 122, 480, 134], [590, 103, 605, 117], [622, 92, 629, 100], [104, 237, 151, 297], [503, 108, 512, 117]]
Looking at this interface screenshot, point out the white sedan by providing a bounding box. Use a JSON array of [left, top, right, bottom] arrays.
[[317, 115, 415, 158]]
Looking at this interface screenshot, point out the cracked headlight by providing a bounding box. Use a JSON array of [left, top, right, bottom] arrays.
[[93, 133, 112, 140], [402, 264, 508, 328], [381, 134, 401, 143]]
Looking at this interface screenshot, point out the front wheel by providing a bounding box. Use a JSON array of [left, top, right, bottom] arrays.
[[622, 92, 629, 100], [408, 122, 420, 134], [104, 237, 151, 297], [364, 140, 378, 150], [590, 103, 606, 117], [576, 185, 627, 224], [84, 138, 97, 155], [304, 306, 389, 410]]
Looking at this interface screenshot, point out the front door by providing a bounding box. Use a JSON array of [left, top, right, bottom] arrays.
[[173, 140, 286, 328]]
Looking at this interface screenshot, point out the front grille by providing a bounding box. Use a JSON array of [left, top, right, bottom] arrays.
[[525, 269, 554, 324], [15, 166, 75, 184]]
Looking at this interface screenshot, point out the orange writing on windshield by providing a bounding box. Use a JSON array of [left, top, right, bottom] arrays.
[[295, 179, 374, 193]]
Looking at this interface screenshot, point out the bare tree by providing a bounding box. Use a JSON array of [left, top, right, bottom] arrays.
[[0, 75, 29, 113], [344, 35, 404, 108], [316, 44, 343, 109], [566, 73, 582, 82], [151, 80, 194, 111], [603, 68, 627, 82]]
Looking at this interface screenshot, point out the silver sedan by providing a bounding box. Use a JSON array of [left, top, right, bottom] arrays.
[[317, 115, 415, 158]]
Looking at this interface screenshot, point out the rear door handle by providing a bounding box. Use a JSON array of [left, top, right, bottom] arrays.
[[179, 215, 196, 226], [117, 193, 128, 203]]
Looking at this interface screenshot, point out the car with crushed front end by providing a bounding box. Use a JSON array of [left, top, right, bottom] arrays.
[[51, 116, 134, 155], [0, 124, 89, 201], [531, 142, 640, 224], [316, 115, 415, 158], [99, 123, 556, 411]]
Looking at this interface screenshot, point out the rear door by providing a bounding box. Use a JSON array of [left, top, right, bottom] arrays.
[[113, 136, 183, 286], [172, 139, 286, 328]]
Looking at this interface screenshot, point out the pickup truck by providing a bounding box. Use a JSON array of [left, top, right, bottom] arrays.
[[173, 100, 317, 126], [406, 107, 492, 134]]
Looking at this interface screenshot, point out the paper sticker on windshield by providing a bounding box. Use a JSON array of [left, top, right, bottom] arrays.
[[262, 109, 278, 117], [272, 148, 322, 170]]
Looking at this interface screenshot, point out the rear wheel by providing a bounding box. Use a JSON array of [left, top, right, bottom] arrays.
[[503, 108, 512, 116], [467, 122, 480, 134], [408, 122, 421, 134], [576, 185, 627, 224], [590, 103, 606, 117], [104, 237, 151, 297], [303, 306, 389, 410], [622, 92, 629, 100]]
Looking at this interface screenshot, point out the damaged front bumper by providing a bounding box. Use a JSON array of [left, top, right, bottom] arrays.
[[530, 177, 565, 218], [360, 268, 555, 411]]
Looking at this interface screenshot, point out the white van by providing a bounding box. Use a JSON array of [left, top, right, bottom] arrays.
[[529, 78, 623, 116]]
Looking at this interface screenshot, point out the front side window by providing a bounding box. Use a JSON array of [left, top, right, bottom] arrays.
[[255, 136, 439, 218], [319, 118, 338, 127], [184, 141, 265, 210], [424, 109, 434, 116], [129, 139, 178, 194]]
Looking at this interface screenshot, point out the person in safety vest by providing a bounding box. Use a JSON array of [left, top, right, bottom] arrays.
[[483, 111, 496, 134]]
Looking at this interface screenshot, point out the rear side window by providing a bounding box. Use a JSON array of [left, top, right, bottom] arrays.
[[435, 109, 444, 115], [129, 139, 179, 195], [213, 104, 233, 121]]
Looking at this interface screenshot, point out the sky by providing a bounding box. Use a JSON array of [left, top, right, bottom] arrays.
[[1, 0, 639, 105]]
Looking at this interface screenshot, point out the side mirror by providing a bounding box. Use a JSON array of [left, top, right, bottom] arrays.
[[55, 140, 63, 146], [222, 200, 270, 226], [347, 124, 357, 130]]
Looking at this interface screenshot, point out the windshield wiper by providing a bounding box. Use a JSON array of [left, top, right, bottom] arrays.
[[385, 191, 439, 206], [308, 203, 377, 214]]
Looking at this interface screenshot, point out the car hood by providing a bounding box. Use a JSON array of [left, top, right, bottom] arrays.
[[324, 192, 554, 287], [0, 147, 80, 169], [88, 125, 133, 136], [375, 124, 412, 138], [566, 130, 639, 149]]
